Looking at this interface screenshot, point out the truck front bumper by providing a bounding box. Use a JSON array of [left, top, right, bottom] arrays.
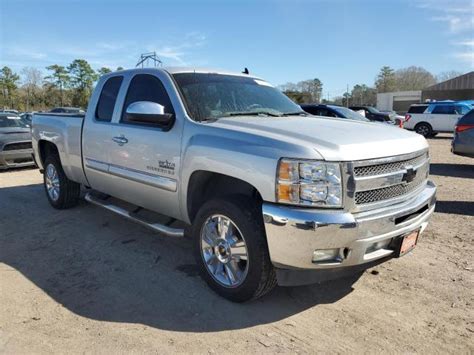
[[0, 149, 35, 169], [262, 180, 436, 286]]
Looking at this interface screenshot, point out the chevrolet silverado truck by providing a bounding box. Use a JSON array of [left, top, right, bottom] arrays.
[[32, 68, 436, 302]]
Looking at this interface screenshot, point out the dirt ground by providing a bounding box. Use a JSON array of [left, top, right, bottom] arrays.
[[0, 134, 473, 354]]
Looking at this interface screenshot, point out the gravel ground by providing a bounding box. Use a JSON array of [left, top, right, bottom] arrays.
[[0, 134, 473, 353]]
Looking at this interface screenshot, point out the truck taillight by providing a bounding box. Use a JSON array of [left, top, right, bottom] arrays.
[[405, 114, 411, 122], [455, 124, 474, 132]]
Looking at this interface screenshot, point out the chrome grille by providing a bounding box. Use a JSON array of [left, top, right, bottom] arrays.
[[354, 152, 428, 177], [355, 164, 428, 205], [350, 150, 430, 209]]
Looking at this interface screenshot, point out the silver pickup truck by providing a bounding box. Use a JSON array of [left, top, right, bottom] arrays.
[[32, 67, 436, 302]]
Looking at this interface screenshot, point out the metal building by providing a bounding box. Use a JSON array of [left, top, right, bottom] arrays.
[[422, 71, 474, 101]]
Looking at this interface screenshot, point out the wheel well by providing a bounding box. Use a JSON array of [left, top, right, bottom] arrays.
[[38, 140, 59, 167], [187, 171, 263, 223]]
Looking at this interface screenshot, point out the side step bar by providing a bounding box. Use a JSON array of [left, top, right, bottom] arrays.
[[84, 192, 184, 237]]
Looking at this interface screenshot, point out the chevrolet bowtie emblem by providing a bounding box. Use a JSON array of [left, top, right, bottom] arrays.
[[402, 166, 417, 183]]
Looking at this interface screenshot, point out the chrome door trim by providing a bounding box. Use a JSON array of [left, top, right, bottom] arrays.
[[85, 158, 109, 173], [85, 158, 177, 192], [108, 163, 177, 192]]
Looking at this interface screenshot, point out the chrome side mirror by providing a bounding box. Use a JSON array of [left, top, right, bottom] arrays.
[[125, 101, 174, 127]]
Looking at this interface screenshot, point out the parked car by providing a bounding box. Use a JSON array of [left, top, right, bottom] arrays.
[[452, 109, 474, 157], [349, 106, 397, 124], [404, 102, 471, 137], [301, 104, 370, 122], [0, 113, 35, 169], [49, 107, 85, 114], [32, 67, 436, 302]]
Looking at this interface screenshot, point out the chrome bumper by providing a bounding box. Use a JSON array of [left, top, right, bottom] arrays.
[[0, 149, 35, 169], [262, 180, 436, 271]]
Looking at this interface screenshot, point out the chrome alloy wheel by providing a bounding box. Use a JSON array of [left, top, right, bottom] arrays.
[[200, 215, 249, 288], [45, 163, 60, 201]]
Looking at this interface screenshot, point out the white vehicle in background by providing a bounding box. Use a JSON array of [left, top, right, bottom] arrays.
[[404, 102, 472, 137]]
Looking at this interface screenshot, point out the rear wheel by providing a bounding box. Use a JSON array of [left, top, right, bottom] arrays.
[[43, 155, 81, 209], [192, 197, 276, 302], [414, 122, 433, 137]]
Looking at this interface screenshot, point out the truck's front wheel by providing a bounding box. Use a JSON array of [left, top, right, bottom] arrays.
[[192, 197, 276, 302], [43, 154, 81, 209]]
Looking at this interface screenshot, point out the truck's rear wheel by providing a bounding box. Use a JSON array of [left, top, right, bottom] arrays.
[[43, 155, 80, 209], [192, 197, 276, 302]]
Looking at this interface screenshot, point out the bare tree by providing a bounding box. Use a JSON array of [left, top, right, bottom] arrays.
[[21, 67, 43, 111], [436, 71, 463, 83], [394, 66, 436, 91]]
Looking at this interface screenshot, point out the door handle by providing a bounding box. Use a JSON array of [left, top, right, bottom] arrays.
[[112, 135, 128, 146]]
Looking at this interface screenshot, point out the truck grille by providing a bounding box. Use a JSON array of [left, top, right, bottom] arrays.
[[354, 152, 428, 177], [355, 164, 428, 204], [351, 150, 430, 208], [2, 142, 32, 151]]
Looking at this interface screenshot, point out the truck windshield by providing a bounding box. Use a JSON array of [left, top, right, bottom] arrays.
[[173, 73, 304, 121]]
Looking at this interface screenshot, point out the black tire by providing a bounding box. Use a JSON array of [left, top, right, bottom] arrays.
[[192, 196, 276, 302], [43, 154, 81, 209], [414, 122, 433, 138]]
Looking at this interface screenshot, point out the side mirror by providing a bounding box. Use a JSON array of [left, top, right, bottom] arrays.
[[125, 101, 174, 126]]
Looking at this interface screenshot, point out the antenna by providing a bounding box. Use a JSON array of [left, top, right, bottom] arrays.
[[136, 52, 163, 68]]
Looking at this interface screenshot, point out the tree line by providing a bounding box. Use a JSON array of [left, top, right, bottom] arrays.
[[280, 66, 462, 106], [0, 60, 463, 112], [0, 60, 123, 111]]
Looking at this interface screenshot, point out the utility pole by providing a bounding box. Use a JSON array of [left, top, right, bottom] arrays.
[[346, 84, 349, 107]]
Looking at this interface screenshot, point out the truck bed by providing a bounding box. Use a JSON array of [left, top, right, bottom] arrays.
[[32, 112, 88, 185]]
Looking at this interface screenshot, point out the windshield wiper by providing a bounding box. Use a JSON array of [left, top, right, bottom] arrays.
[[227, 111, 282, 117], [281, 111, 308, 116]]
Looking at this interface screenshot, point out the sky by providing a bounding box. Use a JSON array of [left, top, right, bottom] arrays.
[[1, 0, 473, 98]]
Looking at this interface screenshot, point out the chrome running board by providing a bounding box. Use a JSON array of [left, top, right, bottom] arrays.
[[84, 192, 184, 237]]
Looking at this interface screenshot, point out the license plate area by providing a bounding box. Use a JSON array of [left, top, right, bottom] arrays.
[[395, 229, 420, 257]]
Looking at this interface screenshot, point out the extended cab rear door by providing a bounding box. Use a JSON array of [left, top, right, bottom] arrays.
[[82, 75, 124, 195]]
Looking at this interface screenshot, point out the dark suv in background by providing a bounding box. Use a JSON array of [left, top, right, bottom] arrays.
[[349, 105, 396, 124]]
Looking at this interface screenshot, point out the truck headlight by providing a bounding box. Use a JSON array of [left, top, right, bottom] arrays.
[[277, 159, 343, 207]]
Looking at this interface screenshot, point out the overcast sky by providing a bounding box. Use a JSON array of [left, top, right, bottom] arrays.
[[1, 0, 473, 97]]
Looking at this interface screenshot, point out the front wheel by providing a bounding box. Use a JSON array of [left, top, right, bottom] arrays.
[[192, 197, 276, 302]]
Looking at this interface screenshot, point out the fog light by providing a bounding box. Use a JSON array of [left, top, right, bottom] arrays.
[[366, 239, 392, 254], [312, 248, 342, 263]]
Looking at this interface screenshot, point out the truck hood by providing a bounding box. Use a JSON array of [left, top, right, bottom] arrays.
[[210, 116, 428, 161]]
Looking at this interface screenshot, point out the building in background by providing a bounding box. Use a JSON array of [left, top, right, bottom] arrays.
[[376, 91, 422, 113], [422, 71, 474, 101], [377, 71, 474, 113]]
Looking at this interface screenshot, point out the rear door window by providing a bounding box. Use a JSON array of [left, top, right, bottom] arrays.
[[96, 76, 123, 122], [432, 105, 456, 114]]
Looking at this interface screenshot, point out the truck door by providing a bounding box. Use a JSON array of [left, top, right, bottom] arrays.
[[82, 75, 124, 195], [105, 72, 183, 220]]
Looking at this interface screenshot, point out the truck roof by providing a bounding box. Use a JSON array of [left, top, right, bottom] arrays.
[[111, 67, 261, 79]]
